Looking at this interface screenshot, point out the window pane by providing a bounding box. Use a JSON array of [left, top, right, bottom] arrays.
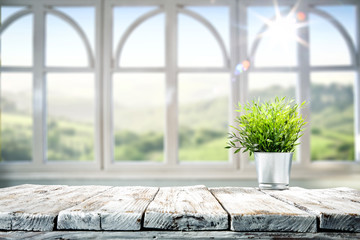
[[248, 73, 296, 101], [247, 6, 297, 67], [46, 12, 90, 67], [113, 73, 164, 162], [1, 73, 32, 161], [113, 6, 158, 57], [54, 7, 95, 52], [186, 6, 230, 53], [178, 9, 227, 68], [311, 72, 354, 161], [317, 5, 356, 49], [248, 73, 297, 161], [1, 14, 33, 66], [309, 12, 352, 66], [1, 6, 26, 22], [113, 8, 165, 67], [178, 6, 229, 68], [47, 73, 94, 161], [179, 73, 229, 162]]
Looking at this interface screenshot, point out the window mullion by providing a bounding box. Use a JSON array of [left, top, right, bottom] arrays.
[[165, 1, 178, 166], [297, 1, 311, 167], [237, 0, 249, 170], [103, 0, 113, 169], [355, 3, 360, 163], [231, 0, 241, 170], [33, 2, 46, 166], [95, 0, 104, 169]]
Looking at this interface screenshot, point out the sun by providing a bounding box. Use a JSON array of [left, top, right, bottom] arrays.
[[266, 15, 297, 43], [235, 0, 309, 74], [255, 0, 308, 47]]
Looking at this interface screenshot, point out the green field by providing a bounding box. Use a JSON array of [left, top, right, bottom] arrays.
[[0, 83, 355, 162], [1, 113, 94, 161]]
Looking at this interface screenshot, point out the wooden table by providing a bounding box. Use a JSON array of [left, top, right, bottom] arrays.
[[0, 184, 359, 239]]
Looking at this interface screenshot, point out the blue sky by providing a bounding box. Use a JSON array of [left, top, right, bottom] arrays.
[[1, 3, 356, 96], [1, 4, 356, 67]]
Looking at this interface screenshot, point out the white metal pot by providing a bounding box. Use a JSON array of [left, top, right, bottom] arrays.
[[254, 152, 293, 190]]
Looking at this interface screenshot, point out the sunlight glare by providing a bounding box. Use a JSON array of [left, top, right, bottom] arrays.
[[255, 1, 308, 47], [265, 16, 297, 43]]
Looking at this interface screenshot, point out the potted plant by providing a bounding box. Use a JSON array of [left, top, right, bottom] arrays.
[[226, 97, 307, 190]]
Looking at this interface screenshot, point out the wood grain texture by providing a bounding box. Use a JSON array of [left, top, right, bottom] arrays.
[[57, 186, 159, 230], [144, 185, 228, 231], [313, 187, 360, 203], [1, 185, 360, 233], [0, 184, 110, 231], [0, 185, 43, 229], [264, 187, 360, 232], [1, 231, 360, 240], [211, 187, 316, 232]]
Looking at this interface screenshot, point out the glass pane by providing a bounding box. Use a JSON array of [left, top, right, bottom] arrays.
[[55, 7, 95, 52], [113, 6, 157, 54], [178, 12, 225, 68], [317, 5, 356, 48], [1, 6, 26, 22], [248, 73, 297, 161], [1, 14, 33, 66], [248, 73, 296, 101], [248, 6, 278, 53], [113, 73, 164, 162], [47, 73, 94, 161], [179, 73, 229, 162], [46, 13, 89, 67], [115, 9, 165, 67], [185, 6, 230, 53], [247, 6, 297, 67], [1, 73, 32, 161], [309, 13, 351, 66], [311, 72, 354, 161]]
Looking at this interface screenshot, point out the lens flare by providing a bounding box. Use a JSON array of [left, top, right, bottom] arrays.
[[235, 63, 243, 73], [234, 60, 251, 75], [296, 11, 306, 21], [242, 60, 250, 70]]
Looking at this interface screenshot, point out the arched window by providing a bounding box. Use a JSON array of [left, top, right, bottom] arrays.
[[44, 7, 96, 162], [1, 7, 33, 162], [111, 6, 165, 162], [177, 6, 230, 162], [308, 5, 357, 161]]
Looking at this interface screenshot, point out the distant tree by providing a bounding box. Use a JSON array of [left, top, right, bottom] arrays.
[[1, 128, 31, 161], [1, 98, 17, 112]]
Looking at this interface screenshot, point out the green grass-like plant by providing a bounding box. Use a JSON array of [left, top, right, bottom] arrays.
[[226, 97, 307, 155]]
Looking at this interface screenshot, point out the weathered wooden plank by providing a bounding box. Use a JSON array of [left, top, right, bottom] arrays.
[[211, 187, 316, 232], [0, 185, 110, 231], [0, 184, 43, 193], [1, 231, 360, 240], [313, 187, 360, 203], [264, 187, 360, 232], [0, 184, 63, 231], [144, 185, 228, 231], [57, 186, 158, 230]]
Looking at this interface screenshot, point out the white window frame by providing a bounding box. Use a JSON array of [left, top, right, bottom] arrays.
[[238, 0, 360, 178], [0, 0, 102, 174], [103, 0, 239, 177], [0, 0, 359, 180]]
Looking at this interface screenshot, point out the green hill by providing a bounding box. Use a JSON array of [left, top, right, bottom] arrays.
[[1, 83, 355, 162]]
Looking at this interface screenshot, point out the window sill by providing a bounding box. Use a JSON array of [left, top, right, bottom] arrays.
[[0, 162, 359, 180]]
